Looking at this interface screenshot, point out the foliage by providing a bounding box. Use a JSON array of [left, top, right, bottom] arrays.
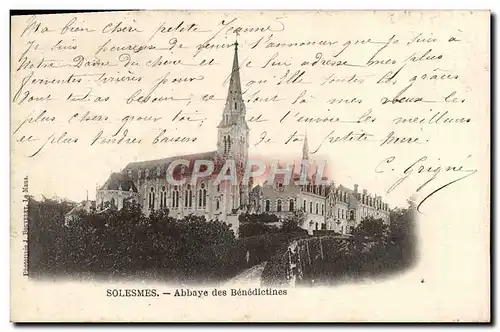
[[280, 211, 308, 235], [28, 198, 239, 283], [239, 222, 279, 238], [238, 212, 279, 224], [238, 211, 308, 238], [28, 197, 76, 275], [262, 200, 417, 286]]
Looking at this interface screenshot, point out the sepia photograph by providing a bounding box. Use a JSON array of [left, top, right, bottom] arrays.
[[10, 9, 490, 322]]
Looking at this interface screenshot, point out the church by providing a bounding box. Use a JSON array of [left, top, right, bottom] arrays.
[[92, 40, 391, 237]]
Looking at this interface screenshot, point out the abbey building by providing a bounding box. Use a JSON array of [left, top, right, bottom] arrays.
[[90, 40, 390, 236]]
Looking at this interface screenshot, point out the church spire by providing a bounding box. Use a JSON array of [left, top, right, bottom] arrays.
[[219, 35, 248, 129], [300, 131, 310, 180], [217, 36, 250, 162], [302, 131, 309, 161], [228, 37, 242, 97]]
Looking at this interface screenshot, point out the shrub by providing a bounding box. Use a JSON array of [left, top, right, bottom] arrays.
[[28, 198, 239, 284]]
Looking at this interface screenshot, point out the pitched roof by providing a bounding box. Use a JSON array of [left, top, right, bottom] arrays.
[[124, 151, 218, 172], [100, 172, 138, 192], [337, 184, 354, 194]]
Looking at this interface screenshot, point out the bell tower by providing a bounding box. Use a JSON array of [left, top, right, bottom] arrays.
[[217, 38, 249, 168]]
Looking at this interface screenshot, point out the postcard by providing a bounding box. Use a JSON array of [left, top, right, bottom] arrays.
[[10, 10, 490, 322]]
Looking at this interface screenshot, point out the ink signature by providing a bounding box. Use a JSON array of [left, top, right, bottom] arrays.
[[375, 155, 478, 213]]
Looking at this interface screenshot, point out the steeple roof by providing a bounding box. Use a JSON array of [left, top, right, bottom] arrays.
[[228, 40, 242, 97], [302, 132, 309, 160], [218, 38, 248, 129]]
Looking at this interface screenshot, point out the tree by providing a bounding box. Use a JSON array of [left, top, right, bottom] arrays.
[[388, 199, 417, 268], [239, 222, 278, 237], [28, 197, 241, 283], [280, 211, 307, 235], [238, 212, 279, 224], [350, 217, 390, 254]]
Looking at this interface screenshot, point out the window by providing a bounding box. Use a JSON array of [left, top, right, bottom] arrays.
[[234, 102, 237, 109], [265, 200, 270, 212], [216, 199, 220, 210], [322, 204, 324, 215], [315, 202, 319, 214], [289, 199, 294, 212], [277, 199, 282, 212], [199, 183, 207, 208], [185, 185, 193, 208], [342, 209, 344, 219], [217, 184, 220, 192], [160, 186, 167, 208], [350, 210, 355, 220], [309, 201, 313, 213], [172, 185, 179, 208], [303, 199, 306, 211], [337, 208, 340, 218], [148, 187, 155, 210]]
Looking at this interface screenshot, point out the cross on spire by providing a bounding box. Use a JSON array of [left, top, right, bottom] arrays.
[[234, 30, 239, 48]]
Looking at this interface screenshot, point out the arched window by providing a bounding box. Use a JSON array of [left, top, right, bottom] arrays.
[[315, 202, 319, 214], [199, 183, 207, 208], [111, 197, 116, 208], [277, 199, 282, 212], [185, 184, 193, 208], [148, 187, 155, 210], [160, 186, 166, 208], [172, 185, 179, 208], [289, 199, 294, 212], [265, 200, 270, 212], [309, 201, 313, 213]]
